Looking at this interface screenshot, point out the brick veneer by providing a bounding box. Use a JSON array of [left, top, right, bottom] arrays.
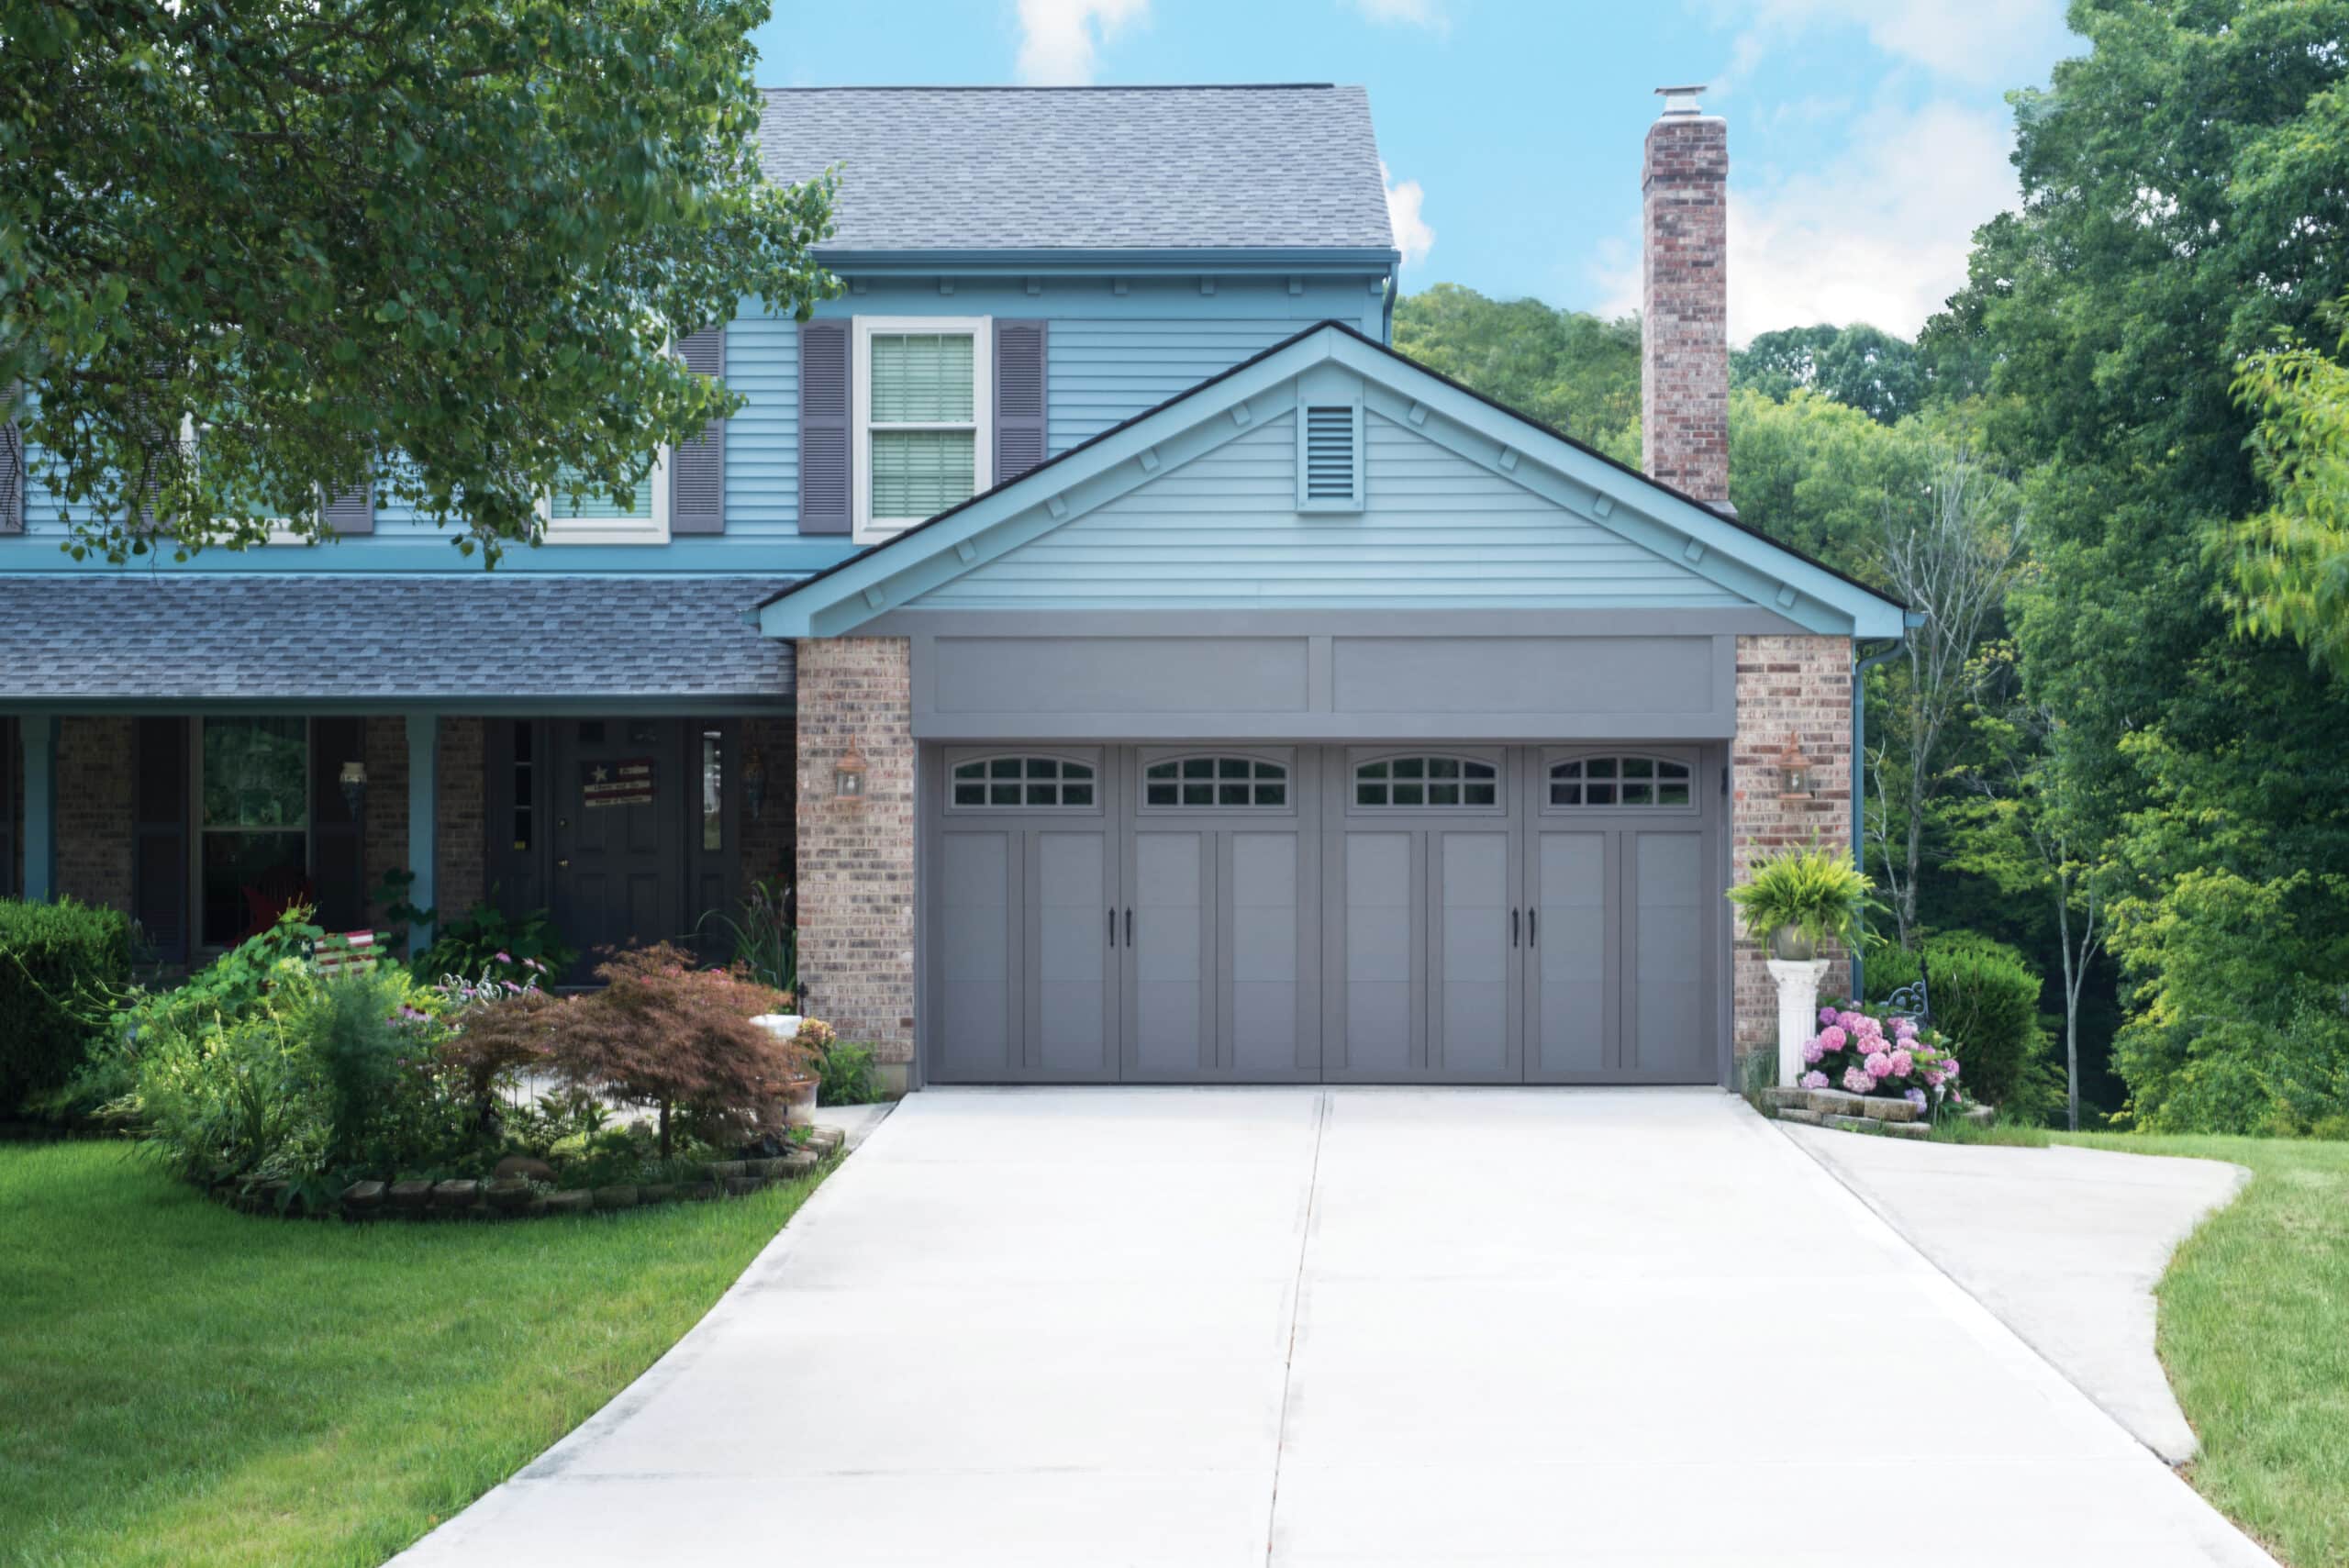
[[1731, 635, 1854, 1074], [435, 718, 486, 918], [55, 717, 133, 913], [794, 638, 915, 1065], [1641, 110, 1731, 506]]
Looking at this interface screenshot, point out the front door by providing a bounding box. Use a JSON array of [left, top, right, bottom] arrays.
[[551, 718, 686, 981]]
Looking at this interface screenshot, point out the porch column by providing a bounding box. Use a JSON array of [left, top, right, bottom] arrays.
[[406, 712, 437, 952], [18, 716, 54, 902]]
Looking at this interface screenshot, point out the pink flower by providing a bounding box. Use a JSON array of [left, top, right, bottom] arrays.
[[1819, 1006, 1841, 1027], [495, 951, 513, 965], [1894, 1017, 1919, 1040], [1799, 1070, 1830, 1090], [1887, 1049, 1914, 1078], [1923, 1069, 1944, 1088], [1842, 1065, 1877, 1095], [1802, 1037, 1827, 1064], [1817, 1025, 1848, 1051], [1864, 1051, 1893, 1078], [1943, 1061, 1960, 1080], [1838, 1010, 1866, 1033]]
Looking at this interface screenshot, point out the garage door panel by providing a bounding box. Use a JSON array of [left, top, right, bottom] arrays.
[[1130, 829, 1211, 1076], [1431, 829, 1517, 1080], [1336, 831, 1417, 1079], [1032, 829, 1117, 1078], [1226, 830, 1312, 1077], [937, 830, 1018, 1080], [1529, 830, 1610, 1079], [1628, 830, 1709, 1081]]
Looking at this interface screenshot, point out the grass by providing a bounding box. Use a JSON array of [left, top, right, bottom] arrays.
[[0, 1139, 832, 1568], [2045, 1131, 2349, 1568]]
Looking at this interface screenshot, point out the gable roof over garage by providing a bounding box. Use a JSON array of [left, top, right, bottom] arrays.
[[756, 322, 1909, 641]]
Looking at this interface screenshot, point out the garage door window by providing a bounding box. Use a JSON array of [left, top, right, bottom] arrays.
[[951, 755, 1095, 808], [1354, 755, 1498, 808], [1143, 755, 1287, 809], [1549, 755, 1693, 808]]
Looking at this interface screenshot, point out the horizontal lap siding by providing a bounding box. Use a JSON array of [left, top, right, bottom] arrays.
[[917, 412, 1748, 609], [1047, 320, 1301, 454]]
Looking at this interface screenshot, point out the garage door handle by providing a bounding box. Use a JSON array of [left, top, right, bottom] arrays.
[[1510, 908, 1520, 948], [1528, 908, 1537, 947], [1108, 908, 1117, 949], [1125, 907, 1133, 947]]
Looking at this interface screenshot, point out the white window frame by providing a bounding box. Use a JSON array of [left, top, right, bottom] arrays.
[[853, 315, 992, 544], [539, 443, 671, 547]]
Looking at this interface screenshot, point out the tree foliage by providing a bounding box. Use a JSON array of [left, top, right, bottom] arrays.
[[2222, 291, 2349, 681], [2, 0, 838, 564], [1392, 284, 1642, 462], [1732, 322, 1935, 425]]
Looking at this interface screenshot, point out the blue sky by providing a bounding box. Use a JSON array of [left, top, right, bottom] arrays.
[[750, 1, 2084, 344]]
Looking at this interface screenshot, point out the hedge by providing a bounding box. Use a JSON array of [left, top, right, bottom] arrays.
[[1865, 932, 2045, 1114], [0, 899, 133, 1115]]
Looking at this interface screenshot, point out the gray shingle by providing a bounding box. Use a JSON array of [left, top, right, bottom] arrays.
[[0, 576, 796, 703], [760, 85, 1394, 253]]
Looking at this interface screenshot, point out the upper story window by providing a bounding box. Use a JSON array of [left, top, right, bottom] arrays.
[[1548, 755, 1693, 808], [542, 449, 670, 547], [855, 316, 992, 543], [1354, 755, 1498, 808]]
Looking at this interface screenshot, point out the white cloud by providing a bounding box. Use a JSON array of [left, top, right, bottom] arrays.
[[1708, 0, 2070, 88], [1347, 0, 1450, 33], [1383, 161, 1435, 268], [1013, 0, 1148, 86], [1593, 100, 2015, 343]]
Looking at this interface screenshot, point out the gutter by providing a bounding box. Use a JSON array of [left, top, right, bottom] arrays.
[[1850, 615, 1921, 1002]]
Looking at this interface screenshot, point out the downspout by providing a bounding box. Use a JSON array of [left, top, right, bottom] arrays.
[[1849, 617, 1920, 1002], [1381, 264, 1398, 345]]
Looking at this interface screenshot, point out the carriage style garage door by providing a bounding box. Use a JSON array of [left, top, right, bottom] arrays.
[[924, 742, 1725, 1085]]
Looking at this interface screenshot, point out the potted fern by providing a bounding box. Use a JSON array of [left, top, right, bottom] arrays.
[[1727, 844, 1872, 961]]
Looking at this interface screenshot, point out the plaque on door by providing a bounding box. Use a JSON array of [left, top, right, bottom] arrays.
[[582, 756, 656, 808]]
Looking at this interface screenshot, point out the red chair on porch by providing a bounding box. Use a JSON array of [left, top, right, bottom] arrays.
[[240, 864, 316, 941]]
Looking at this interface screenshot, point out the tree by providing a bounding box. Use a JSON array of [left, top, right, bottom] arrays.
[[1733, 323, 1930, 425], [1393, 284, 1642, 461], [2, 0, 837, 564], [1870, 448, 2026, 949], [2221, 291, 2349, 681], [1931, 0, 2349, 1127]]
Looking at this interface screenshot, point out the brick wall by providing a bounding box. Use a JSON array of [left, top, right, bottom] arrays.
[[437, 718, 485, 917], [1641, 110, 1731, 505], [362, 717, 409, 929], [1731, 635, 1854, 1073], [55, 717, 133, 913], [795, 639, 915, 1063]]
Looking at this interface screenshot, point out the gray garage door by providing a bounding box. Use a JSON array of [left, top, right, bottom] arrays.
[[923, 743, 1722, 1084]]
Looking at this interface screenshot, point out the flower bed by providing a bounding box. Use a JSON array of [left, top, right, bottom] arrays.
[[1758, 1002, 1980, 1140]]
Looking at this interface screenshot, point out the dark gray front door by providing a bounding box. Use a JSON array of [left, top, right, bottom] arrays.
[[551, 718, 685, 980]]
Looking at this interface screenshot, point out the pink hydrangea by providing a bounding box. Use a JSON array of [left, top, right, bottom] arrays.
[[1923, 1069, 1943, 1088], [1863, 1050, 1893, 1078], [1817, 1025, 1848, 1051], [1838, 1010, 1866, 1033], [1887, 1049, 1914, 1078], [1802, 1037, 1827, 1065], [1943, 1060, 1960, 1080], [1799, 1070, 1829, 1090], [1841, 1065, 1877, 1095], [1893, 1017, 1919, 1040], [1820, 1005, 1841, 1027]]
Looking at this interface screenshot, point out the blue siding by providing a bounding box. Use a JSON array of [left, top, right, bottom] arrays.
[[2, 269, 1383, 573], [911, 409, 1746, 612]]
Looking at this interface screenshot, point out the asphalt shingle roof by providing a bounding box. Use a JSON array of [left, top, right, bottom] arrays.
[[0, 576, 796, 703], [758, 85, 1395, 253]]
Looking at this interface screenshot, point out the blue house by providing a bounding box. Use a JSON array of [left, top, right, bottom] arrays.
[[0, 85, 1901, 1089]]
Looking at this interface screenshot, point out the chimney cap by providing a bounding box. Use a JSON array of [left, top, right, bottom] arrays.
[[1654, 84, 1707, 116]]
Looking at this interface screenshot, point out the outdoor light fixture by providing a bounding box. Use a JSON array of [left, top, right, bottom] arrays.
[[339, 760, 369, 821], [742, 746, 768, 821], [1776, 739, 1815, 798], [834, 744, 869, 801]]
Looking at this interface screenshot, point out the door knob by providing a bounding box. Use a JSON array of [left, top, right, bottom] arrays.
[[557, 858, 571, 869]]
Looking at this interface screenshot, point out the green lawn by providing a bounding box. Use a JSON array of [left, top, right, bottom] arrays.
[[0, 1140, 831, 1568], [2048, 1131, 2349, 1568]]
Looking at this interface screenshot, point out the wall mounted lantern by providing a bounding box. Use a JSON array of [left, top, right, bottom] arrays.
[[339, 761, 369, 822], [742, 746, 768, 821], [834, 744, 869, 801], [1776, 739, 1815, 798]]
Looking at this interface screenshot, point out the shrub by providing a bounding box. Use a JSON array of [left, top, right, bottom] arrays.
[[816, 1040, 884, 1106], [0, 898, 133, 1114], [552, 944, 805, 1156], [1727, 845, 1872, 957], [1865, 932, 2049, 1116], [697, 876, 795, 998]]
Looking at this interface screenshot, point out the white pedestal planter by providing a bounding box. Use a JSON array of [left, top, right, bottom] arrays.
[[751, 1015, 818, 1127], [1765, 959, 1831, 1087]]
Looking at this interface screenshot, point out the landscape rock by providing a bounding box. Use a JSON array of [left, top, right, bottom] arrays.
[[592, 1184, 639, 1209], [1884, 1121, 1932, 1140], [1804, 1088, 1867, 1118], [807, 1127, 845, 1154], [778, 1150, 820, 1176], [493, 1155, 557, 1184], [1827, 1115, 1878, 1135], [742, 1157, 783, 1178], [707, 1160, 748, 1181], [1861, 1097, 1920, 1123], [484, 1178, 534, 1210], [544, 1189, 593, 1216], [431, 1179, 481, 1209], [1776, 1107, 1824, 1126], [388, 1179, 435, 1210], [725, 1175, 767, 1197], [340, 1180, 386, 1210], [641, 1184, 678, 1204]]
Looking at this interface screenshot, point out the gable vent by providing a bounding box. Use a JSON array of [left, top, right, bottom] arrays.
[[1298, 404, 1363, 511]]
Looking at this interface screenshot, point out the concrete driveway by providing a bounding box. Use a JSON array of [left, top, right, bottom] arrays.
[[397, 1089, 2272, 1567]]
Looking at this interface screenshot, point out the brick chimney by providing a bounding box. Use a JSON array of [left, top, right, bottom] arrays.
[[1642, 85, 1731, 511]]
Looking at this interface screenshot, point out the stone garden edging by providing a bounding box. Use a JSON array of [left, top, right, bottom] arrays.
[[1754, 1084, 1995, 1140], [218, 1125, 849, 1219]]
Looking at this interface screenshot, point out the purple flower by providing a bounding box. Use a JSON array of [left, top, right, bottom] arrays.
[[1819, 1005, 1841, 1027], [1905, 1088, 1929, 1112], [1799, 1070, 1830, 1090], [1802, 1037, 1827, 1065], [494, 951, 514, 965]]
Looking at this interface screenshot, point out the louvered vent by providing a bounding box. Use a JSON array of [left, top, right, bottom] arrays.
[[1299, 404, 1360, 510]]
